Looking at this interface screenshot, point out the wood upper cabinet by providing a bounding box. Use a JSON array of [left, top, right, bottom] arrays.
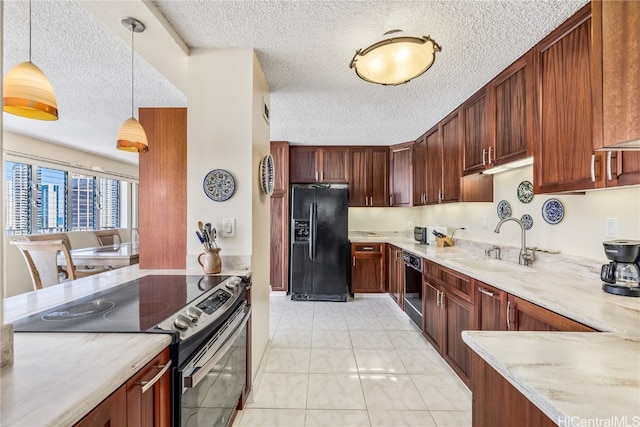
[[413, 135, 428, 205], [351, 243, 386, 293], [349, 147, 389, 207], [425, 126, 442, 204], [506, 295, 596, 332], [591, 0, 640, 188], [533, 4, 597, 194], [389, 142, 413, 206], [387, 245, 404, 309], [462, 87, 489, 175], [126, 348, 172, 427], [270, 141, 289, 292], [489, 49, 534, 167], [289, 146, 349, 183], [475, 281, 507, 331], [440, 110, 462, 203]]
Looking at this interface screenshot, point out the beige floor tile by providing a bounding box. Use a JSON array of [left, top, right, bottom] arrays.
[[347, 316, 384, 331], [264, 348, 311, 373], [349, 331, 394, 349], [312, 330, 352, 348], [386, 330, 431, 349], [271, 330, 313, 348], [368, 410, 436, 427], [248, 373, 309, 409], [309, 348, 358, 373], [411, 375, 471, 411], [307, 373, 366, 410], [353, 348, 407, 374], [360, 374, 427, 411], [305, 409, 370, 427], [237, 408, 307, 427], [429, 410, 472, 427], [395, 348, 453, 375]]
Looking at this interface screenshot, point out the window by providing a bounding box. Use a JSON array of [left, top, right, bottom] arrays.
[[4, 160, 132, 235]]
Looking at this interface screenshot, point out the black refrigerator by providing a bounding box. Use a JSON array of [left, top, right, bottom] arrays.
[[289, 184, 349, 302]]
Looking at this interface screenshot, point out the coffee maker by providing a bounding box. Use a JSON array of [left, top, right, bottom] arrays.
[[601, 240, 640, 297]]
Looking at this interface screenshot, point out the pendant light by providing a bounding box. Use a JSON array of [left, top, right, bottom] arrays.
[[117, 17, 148, 153], [350, 30, 441, 86], [3, 0, 59, 121]]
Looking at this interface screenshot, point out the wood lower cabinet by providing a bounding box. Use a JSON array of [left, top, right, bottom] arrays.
[[470, 352, 556, 427], [506, 295, 596, 332], [422, 279, 444, 354], [443, 291, 473, 386], [389, 142, 413, 206], [270, 141, 289, 292], [289, 146, 349, 183], [75, 348, 171, 427], [387, 245, 404, 309], [351, 243, 386, 293], [349, 147, 389, 207], [475, 281, 507, 331], [75, 386, 127, 427]]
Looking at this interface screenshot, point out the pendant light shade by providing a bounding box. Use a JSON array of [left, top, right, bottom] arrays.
[[117, 17, 148, 153], [350, 31, 441, 86], [117, 117, 148, 152], [3, 0, 59, 121]]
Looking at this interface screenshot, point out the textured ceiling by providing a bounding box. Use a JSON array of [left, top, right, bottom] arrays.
[[3, 0, 588, 166]]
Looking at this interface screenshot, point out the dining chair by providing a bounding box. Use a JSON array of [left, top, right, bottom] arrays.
[[93, 229, 122, 246], [11, 234, 106, 291]]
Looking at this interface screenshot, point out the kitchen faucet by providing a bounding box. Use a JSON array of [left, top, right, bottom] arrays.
[[493, 217, 535, 266]]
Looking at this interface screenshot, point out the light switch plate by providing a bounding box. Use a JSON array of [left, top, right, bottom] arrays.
[[605, 217, 619, 238], [222, 218, 236, 237]]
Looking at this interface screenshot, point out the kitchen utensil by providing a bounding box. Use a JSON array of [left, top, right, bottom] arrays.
[[601, 239, 640, 297], [196, 231, 205, 244]]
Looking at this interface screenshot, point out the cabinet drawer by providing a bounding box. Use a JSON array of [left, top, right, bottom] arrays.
[[424, 260, 473, 302], [352, 243, 383, 253]]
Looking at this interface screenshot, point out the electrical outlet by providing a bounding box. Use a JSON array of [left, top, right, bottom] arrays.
[[605, 217, 619, 238]]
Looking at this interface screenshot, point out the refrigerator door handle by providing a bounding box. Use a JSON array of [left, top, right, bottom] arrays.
[[309, 203, 317, 260]]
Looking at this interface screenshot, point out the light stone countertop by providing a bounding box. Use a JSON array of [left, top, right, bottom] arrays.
[[2, 265, 251, 426], [349, 231, 640, 425]]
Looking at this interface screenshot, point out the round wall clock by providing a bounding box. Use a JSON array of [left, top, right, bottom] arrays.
[[259, 154, 275, 196], [203, 169, 235, 202]]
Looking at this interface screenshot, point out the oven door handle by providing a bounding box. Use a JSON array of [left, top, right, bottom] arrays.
[[182, 306, 251, 390]]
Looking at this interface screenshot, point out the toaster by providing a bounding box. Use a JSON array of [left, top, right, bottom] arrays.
[[414, 227, 428, 244]]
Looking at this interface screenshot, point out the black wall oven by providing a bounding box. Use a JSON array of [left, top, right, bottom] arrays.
[[13, 274, 251, 427], [402, 251, 423, 329]]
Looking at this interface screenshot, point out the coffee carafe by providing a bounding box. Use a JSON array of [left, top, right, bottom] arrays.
[[601, 240, 640, 297]]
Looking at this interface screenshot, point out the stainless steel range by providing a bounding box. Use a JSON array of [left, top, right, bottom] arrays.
[[12, 274, 251, 427]]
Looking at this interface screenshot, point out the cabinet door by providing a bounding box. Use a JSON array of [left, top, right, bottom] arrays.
[[440, 111, 461, 203], [491, 51, 533, 166], [389, 143, 413, 206], [413, 136, 427, 205], [270, 142, 289, 292], [349, 148, 370, 207], [422, 279, 444, 353], [507, 295, 596, 332], [289, 146, 319, 183], [74, 386, 127, 427], [126, 348, 172, 427], [351, 244, 385, 293], [475, 281, 507, 331], [425, 127, 442, 204], [443, 292, 473, 385], [321, 147, 349, 183], [534, 5, 597, 194], [462, 88, 489, 175], [370, 148, 389, 207], [271, 141, 289, 195], [387, 246, 404, 308]]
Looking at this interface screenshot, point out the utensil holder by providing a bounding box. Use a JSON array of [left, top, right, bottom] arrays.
[[198, 248, 222, 274]]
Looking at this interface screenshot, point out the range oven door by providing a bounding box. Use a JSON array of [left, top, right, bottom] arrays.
[[403, 252, 423, 329], [176, 303, 251, 427]]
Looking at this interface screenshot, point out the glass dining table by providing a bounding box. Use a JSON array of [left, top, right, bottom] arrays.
[[57, 242, 139, 268]]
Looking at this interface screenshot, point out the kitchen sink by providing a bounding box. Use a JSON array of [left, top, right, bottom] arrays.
[[450, 257, 532, 273]]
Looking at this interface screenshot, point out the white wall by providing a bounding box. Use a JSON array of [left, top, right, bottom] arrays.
[[187, 48, 270, 382], [349, 207, 418, 233]]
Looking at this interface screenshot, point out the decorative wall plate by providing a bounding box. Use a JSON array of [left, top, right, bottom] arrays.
[[521, 214, 533, 230], [517, 180, 534, 204], [259, 154, 275, 196], [203, 169, 235, 202], [497, 200, 512, 220], [542, 198, 564, 224]]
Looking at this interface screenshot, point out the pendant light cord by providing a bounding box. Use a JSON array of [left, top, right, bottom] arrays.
[[130, 22, 135, 118], [28, 0, 32, 62]]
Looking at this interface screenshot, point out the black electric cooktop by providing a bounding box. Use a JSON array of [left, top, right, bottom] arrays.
[[13, 275, 233, 333]]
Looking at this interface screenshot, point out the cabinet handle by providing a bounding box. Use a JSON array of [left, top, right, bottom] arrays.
[[321, 171, 324, 181], [139, 360, 172, 394], [362, 247, 374, 250], [590, 154, 596, 182], [368, 196, 372, 206], [488, 147, 493, 164], [439, 189, 443, 202], [478, 288, 494, 297], [315, 171, 319, 181], [506, 301, 512, 330], [482, 149, 487, 166], [390, 196, 393, 206], [606, 151, 613, 181], [353, 256, 356, 267]]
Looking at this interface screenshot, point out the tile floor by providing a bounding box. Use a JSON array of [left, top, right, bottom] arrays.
[[233, 293, 472, 427]]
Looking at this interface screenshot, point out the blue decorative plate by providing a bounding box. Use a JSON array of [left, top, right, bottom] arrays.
[[542, 198, 564, 224], [259, 154, 274, 196], [517, 180, 534, 204], [203, 169, 235, 202], [497, 200, 512, 220], [521, 214, 533, 230]]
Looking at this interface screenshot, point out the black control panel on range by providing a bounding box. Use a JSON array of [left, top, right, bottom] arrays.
[[402, 251, 422, 272]]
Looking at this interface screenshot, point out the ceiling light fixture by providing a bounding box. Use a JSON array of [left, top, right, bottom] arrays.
[[117, 17, 148, 153], [3, 0, 59, 121], [349, 30, 441, 86]]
